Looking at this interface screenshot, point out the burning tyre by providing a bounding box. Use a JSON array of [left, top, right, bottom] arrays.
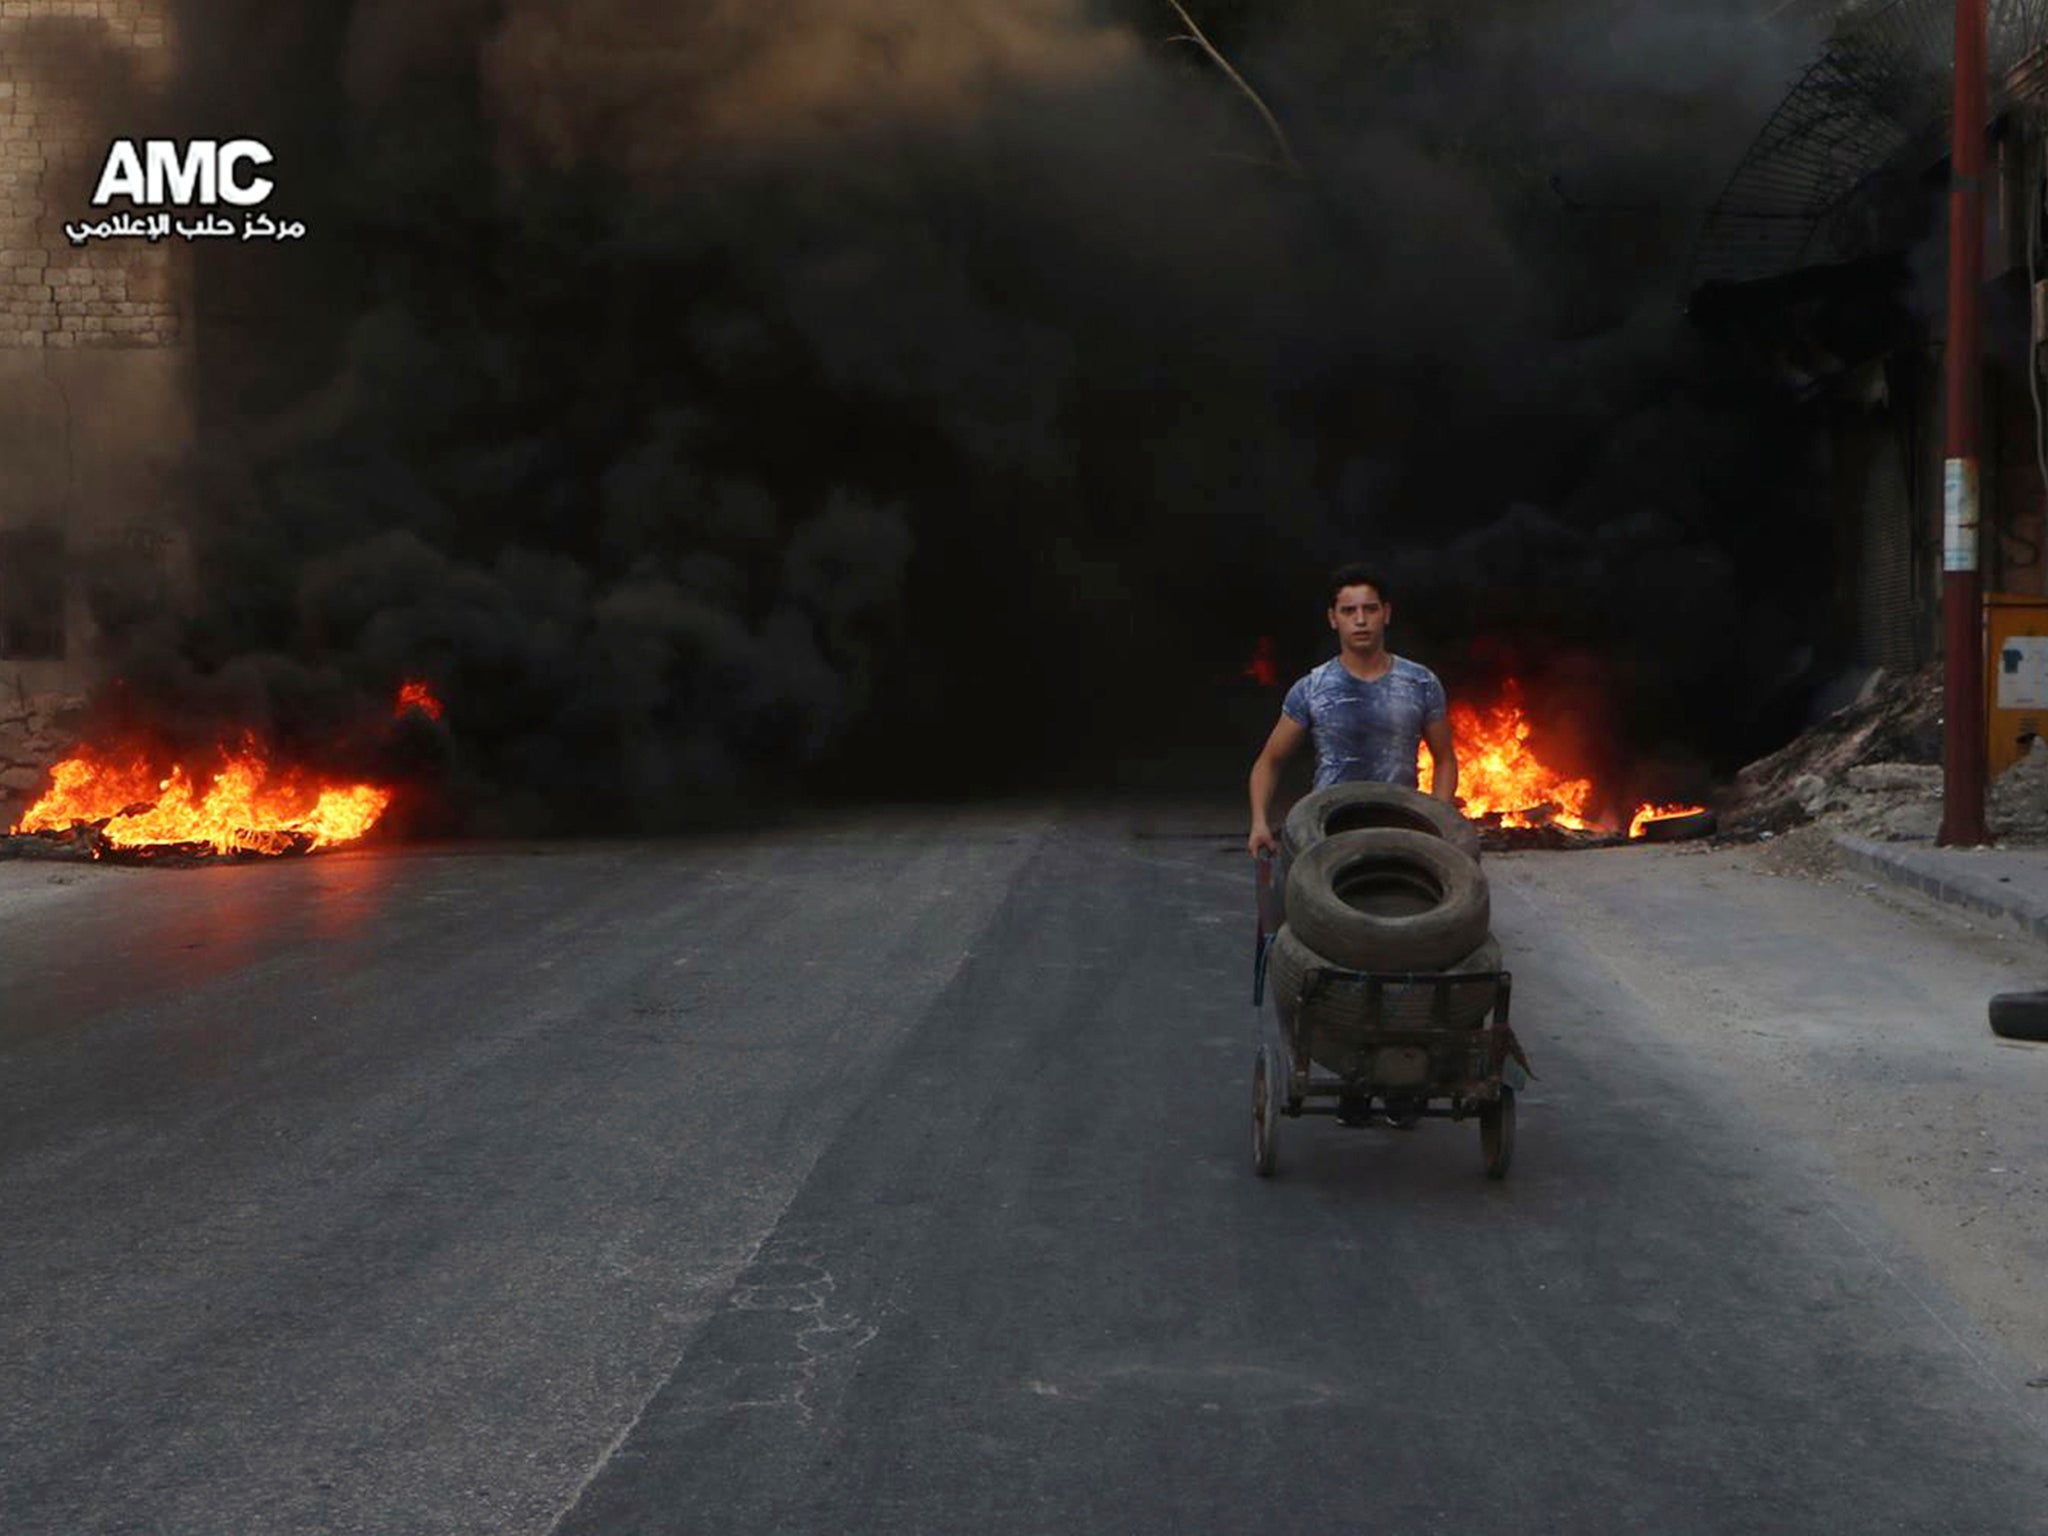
[[1629, 806, 1717, 843], [1283, 828, 1490, 973]]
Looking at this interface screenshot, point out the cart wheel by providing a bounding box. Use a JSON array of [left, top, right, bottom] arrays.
[[1480, 1086, 1515, 1180], [1252, 1049, 1280, 1178]]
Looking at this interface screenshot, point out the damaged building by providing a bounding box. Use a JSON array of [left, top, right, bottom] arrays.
[[1691, 0, 2048, 775]]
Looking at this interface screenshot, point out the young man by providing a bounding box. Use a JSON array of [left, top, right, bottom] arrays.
[[1246, 565, 1460, 857]]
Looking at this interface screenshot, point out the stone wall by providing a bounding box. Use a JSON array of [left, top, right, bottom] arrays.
[[0, 0, 181, 350], [0, 681, 84, 799], [0, 0, 190, 796]]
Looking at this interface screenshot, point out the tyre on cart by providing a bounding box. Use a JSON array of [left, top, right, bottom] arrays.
[[1249, 848, 1529, 1184]]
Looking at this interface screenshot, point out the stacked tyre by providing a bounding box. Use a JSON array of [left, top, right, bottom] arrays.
[[1279, 779, 1483, 870], [1266, 784, 1496, 1069]]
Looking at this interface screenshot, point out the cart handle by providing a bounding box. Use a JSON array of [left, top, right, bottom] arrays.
[[1253, 849, 1277, 1007]]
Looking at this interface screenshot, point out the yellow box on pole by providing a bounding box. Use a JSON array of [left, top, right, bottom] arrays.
[[1986, 593, 2048, 779]]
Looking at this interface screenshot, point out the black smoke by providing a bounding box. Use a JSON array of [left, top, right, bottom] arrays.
[[77, 0, 1837, 827]]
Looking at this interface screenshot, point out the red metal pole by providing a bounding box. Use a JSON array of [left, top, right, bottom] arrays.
[[1941, 0, 1990, 846]]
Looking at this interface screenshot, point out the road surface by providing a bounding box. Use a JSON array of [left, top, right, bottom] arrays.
[[4, 806, 2048, 1534]]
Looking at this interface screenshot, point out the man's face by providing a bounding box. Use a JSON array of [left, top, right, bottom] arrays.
[[1328, 585, 1390, 653]]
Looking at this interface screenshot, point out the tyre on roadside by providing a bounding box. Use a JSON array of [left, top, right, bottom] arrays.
[[1281, 780, 1482, 866], [1284, 827, 1490, 973], [1989, 990, 2048, 1043], [1634, 808, 1716, 844]]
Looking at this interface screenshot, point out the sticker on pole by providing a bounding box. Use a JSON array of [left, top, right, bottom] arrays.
[[1944, 458, 1979, 572]]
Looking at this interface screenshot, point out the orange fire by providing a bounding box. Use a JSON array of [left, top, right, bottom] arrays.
[[395, 679, 444, 721], [8, 683, 426, 857], [1628, 802, 1707, 839], [1418, 687, 1598, 830], [14, 739, 392, 856], [1417, 683, 1707, 837], [1240, 637, 1279, 688]]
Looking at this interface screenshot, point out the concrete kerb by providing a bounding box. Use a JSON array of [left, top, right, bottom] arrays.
[[1831, 833, 2048, 950]]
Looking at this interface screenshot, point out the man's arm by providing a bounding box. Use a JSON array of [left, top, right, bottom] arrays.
[[1422, 715, 1458, 808], [1249, 714, 1308, 856]]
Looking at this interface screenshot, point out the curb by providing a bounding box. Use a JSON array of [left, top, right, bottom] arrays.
[[1831, 834, 2048, 948]]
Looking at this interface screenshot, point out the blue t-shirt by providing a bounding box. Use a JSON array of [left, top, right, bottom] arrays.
[[1282, 655, 1448, 790]]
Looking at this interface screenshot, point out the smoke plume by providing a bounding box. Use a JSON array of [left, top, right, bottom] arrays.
[[77, 0, 1840, 824]]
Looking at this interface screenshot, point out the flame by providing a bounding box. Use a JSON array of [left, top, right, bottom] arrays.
[[7, 682, 430, 857], [17, 751, 161, 828], [1628, 802, 1708, 839], [1240, 637, 1279, 688], [1418, 685, 1598, 830], [14, 739, 391, 856], [1415, 681, 1709, 839], [395, 679, 444, 721]]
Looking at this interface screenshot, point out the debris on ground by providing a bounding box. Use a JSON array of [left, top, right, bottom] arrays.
[[1716, 661, 2048, 845], [1750, 821, 1847, 881], [1720, 663, 1945, 838], [1478, 825, 1627, 852], [0, 828, 99, 862], [0, 822, 322, 864], [1990, 737, 2048, 841]]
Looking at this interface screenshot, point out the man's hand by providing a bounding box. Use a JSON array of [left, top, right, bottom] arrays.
[[1248, 715, 1306, 859]]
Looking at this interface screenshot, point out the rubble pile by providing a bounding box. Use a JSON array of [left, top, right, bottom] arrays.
[[1991, 737, 2048, 841], [1780, 760, 1944, 841], [1721, 664, 1941, 836], [1722, 661, 2048, 844]]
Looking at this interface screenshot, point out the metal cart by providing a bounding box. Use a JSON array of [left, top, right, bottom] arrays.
[[1251, 851, 1530, 1180]]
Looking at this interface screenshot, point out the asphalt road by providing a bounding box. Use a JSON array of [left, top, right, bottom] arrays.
[[4, 807, 2048, 1535]]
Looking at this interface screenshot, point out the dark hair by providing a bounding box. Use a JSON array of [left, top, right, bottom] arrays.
[[1326, 564, 1390, 608]]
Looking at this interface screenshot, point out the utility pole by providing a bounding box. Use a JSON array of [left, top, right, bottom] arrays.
[[1941, 0, 1990, 846]]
